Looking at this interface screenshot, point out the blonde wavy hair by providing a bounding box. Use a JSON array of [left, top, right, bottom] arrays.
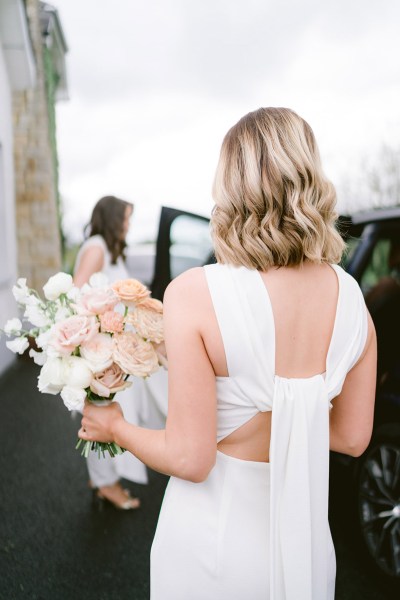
[[211, 107, 345, 269]]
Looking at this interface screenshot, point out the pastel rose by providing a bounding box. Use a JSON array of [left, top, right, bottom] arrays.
[[100, 311, 124, 333], [76, 287, 119, 316], [153, 341, 168, 370], [136, 297, 163, 313], [49, 315, 99, 355], [80, 333, 114, 373], [111, 279, 150, 306], [113, 331, 159, 377], [90, 363, 132, 398], [126, 306, 164, 344]]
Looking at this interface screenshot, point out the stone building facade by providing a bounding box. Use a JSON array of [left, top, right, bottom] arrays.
[[13, 0, 68, 291], [0, 0, 67, 374]]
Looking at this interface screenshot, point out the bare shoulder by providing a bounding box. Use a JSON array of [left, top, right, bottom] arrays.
[[163, 267, 209, 309]]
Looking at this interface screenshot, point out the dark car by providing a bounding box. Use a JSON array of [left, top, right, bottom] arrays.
[[336, 207, 400, 582], [139, 204, 400, 582]]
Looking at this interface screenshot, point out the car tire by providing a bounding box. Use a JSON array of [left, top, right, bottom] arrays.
[[356, 433, 400, 581]]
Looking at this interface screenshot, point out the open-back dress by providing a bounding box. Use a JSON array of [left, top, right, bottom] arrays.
[[150, 263, 368, 600]]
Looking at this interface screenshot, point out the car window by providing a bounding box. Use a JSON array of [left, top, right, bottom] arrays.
[[341, 236, 362, 270], [169, 215, 214, 279], [360, 238, 393, 295]]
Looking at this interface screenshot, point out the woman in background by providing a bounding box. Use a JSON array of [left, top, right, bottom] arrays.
[[74, 195, 147, 510]]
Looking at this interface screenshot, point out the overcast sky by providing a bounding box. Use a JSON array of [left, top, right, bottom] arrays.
[[54, 0, 400, 244]]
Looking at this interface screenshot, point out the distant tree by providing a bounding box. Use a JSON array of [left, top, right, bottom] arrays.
[[338, 144, 400, 214], [364, 144, 400, 207]]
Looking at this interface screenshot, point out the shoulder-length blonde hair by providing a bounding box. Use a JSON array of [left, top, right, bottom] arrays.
[[211, 107, 345, 269]]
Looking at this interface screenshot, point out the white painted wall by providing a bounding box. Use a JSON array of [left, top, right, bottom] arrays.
[[0, 42, 18, 374]]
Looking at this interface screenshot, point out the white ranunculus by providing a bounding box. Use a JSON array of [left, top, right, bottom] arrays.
[[43, 272, 73, 301], [24, 304, 50, 328], [4, 318, 22, 336], [89, 272, 109, 288], [61, 386, 86, 411], [6, 336, 29, 354], [80, 333, 114, 373], [37, 357, 65, 394], [29, 348, 47, 366], [64, 356, 93, 389]]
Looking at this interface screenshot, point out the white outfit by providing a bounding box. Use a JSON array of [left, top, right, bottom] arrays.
[[74, 235, 167, 487], [151, 263, 368, 600]]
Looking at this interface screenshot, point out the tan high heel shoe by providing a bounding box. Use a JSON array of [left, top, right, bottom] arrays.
[[90, 482, 141, 511]]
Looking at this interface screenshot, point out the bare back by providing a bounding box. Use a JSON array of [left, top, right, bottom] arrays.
[[200, 262, 339, 462]]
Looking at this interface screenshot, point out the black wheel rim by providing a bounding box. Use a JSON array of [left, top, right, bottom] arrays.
[[358, 443, 400, 577]]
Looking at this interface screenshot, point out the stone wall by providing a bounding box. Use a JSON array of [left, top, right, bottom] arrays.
[[12, 0, 62, 291]]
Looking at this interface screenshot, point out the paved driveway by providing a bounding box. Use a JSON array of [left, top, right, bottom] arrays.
[[0, 359, 397, 599]]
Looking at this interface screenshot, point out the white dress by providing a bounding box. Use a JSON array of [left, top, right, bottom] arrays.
[[150, 263, 368, 600], [74, 235, 167, 487]]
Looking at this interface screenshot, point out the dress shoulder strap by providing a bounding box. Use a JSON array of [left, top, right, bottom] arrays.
[[326, 264, 368, 399], [203, 263, 275, 407]]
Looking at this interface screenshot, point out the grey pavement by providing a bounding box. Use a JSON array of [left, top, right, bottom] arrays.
[[0, 358, 397, 599]]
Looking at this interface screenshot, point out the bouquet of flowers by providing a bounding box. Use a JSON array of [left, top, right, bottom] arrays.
[[2, 272, 165, 458]]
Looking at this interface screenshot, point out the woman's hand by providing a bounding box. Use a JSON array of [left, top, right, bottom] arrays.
[[79, 400, 124, 443]]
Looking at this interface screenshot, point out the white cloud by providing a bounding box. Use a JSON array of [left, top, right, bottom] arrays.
[[54, 0, 400, 242]]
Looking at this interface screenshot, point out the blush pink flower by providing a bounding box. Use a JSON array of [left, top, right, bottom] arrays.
[[100, 310, 124, 333], [113, 331, 159, 377], [49, 315, 99, 355], [80, 333, 114, 373], [126, 301, 164, 344], [90, 363, 132, 398], [76, 287, 119, 315], [111, 279, 150, 306]]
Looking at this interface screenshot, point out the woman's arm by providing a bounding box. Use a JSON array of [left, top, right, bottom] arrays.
[[73, 245, 104, 288], [79, 268, 217, 483], [330, 312, 377, 457]]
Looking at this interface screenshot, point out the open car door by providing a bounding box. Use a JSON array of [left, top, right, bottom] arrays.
[[151, 206, 214, 300]]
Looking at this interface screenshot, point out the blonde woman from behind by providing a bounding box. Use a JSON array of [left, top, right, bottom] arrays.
[[79, 109, 377, 599]]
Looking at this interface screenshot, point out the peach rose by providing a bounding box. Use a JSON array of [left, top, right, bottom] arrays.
[[100, 311, 124, 333], [111, 278, 150, 306], [49, 315, 99, 355], [113, 331, 159, 377], [126, 305, 164, 344], [90, 363, 132, 398], [136, 297, 163, 313], [76, 287, 119, 315]]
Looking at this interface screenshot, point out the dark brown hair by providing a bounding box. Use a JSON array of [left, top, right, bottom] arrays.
[[85, 196, 133, 264]]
